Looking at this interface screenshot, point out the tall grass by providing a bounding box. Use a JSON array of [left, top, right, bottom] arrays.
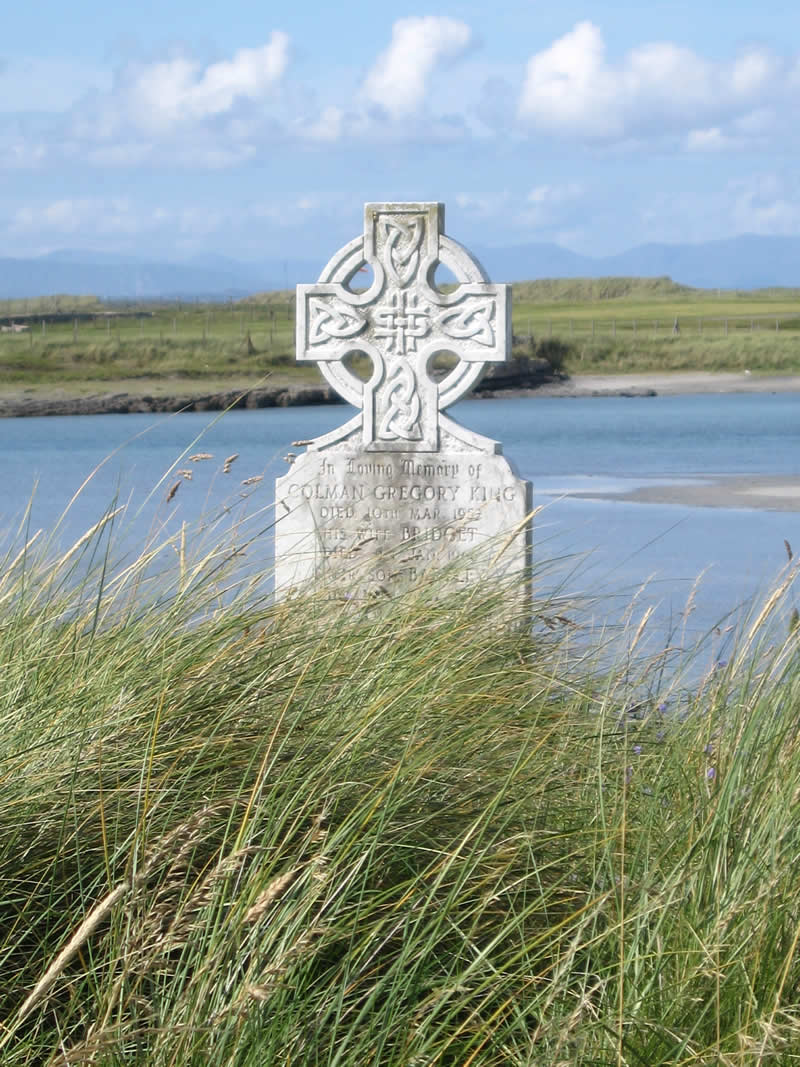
[[1, 492, 800, 1064]]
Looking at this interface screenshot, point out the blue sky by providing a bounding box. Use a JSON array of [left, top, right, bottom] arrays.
[[2, 1, 799, 265]]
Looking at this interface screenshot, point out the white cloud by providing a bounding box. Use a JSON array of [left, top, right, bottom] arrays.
[[362, 16, 471, 119], [126, 33, 290, 131], [527, 183, 582, 206], [454, 192, 510, 217], [520, 182, 585, 228], [299, 105, 344, 142], [686, 127, 734, 152], [518, 22, 786, 142], [730, 175, 800, 235], [10, 197, 153, 238], [731, 49, 776, 96], [2, 21, 799, 182]]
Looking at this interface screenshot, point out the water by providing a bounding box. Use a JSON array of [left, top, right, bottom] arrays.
[[1, 394, 798, 651]]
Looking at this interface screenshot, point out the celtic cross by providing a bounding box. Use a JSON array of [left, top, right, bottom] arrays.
[[296, 202, 510, 452]]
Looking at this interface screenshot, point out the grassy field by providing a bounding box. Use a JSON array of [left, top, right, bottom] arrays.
[[1, 278, 799, 395], [1, 487, 800, 1064], [511, 277, 800, 374]]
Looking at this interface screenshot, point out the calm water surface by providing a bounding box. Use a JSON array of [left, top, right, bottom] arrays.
[[3, 393, 799, 650]]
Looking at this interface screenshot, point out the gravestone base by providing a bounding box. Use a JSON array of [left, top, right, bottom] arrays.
[[275, 415, 531, 600]]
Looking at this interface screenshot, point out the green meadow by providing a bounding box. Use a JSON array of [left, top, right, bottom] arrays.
[[1, 277, 799, 396], [1, 484, 800, 1064]]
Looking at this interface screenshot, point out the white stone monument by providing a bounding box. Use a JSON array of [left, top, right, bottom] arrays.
[[275, 202, 531, 598]]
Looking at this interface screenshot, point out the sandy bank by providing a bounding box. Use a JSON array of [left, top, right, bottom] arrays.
[[564, 475, 800, 513], [528, 371, 800, 398]]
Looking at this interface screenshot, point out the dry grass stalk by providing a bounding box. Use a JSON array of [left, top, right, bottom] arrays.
[[13, 881, 129, 1027], [10, 804, 234, 1034], [244, 868, 300, 924]]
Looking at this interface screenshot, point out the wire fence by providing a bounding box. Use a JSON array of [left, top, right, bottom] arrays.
[[517, 313, 800, 343], [0, 302, 297, 353]]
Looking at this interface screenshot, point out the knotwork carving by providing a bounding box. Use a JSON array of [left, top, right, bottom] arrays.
[[378, 361, 422, 441], [296, 202, 510, 451], [382, 217, 424, 288], [308, 296, 366, 345], [436, 298, 496, 346]]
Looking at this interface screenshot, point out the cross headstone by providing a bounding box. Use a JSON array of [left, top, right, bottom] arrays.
[[275, 202, 531, 598]]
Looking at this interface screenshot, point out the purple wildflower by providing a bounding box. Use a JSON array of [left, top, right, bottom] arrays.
[[632, 744, 642, 756], [706, 767, 717, 780]]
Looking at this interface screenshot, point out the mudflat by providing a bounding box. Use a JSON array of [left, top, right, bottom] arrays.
[[565, 475, 800, 513], [531, 371, 800, 397]]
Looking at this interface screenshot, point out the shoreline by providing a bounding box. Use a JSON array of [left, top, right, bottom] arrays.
[[1, 370, 799, 418], [507, 371, 800, 399], [548, 474, 800, 513]]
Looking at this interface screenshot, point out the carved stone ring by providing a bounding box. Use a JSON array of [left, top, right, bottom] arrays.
[[296, 203, 510, 452]]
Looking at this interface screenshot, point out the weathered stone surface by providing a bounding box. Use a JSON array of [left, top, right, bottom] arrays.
[[275, 202, 531, 598]]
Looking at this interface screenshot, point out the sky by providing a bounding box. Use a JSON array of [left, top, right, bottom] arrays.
[[2, 1, 800, 265]]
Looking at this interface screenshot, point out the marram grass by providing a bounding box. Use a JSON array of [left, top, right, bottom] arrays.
[[1, 502, 800, 1065]]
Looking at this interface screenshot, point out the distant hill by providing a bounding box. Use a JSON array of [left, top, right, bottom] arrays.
[[0, 253, 322, 301], [510, 276, 697, 302], [476, 234, 800, 290], [1, 234, 799, 299]]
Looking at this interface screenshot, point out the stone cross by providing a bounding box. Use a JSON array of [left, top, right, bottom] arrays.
[[275, 202, 531, 599], [296, 202, 510, 451]]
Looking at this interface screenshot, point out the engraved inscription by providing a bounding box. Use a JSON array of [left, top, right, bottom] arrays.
[[277, 446, 528, 596]]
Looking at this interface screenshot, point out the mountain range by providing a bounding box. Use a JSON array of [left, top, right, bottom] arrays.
[[2, 234, 799, 301]]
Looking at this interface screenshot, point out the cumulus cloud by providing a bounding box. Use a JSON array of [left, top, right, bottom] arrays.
[[686, 127, 735, 152], [523, 182, 584, 224], [362, 16, 472, 119], [730, 175, 800, 235], [518, 21, 785, 141], [10, 197, 165, 239], [125, 33, 289, 131], [4, 20, 800, 180]]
